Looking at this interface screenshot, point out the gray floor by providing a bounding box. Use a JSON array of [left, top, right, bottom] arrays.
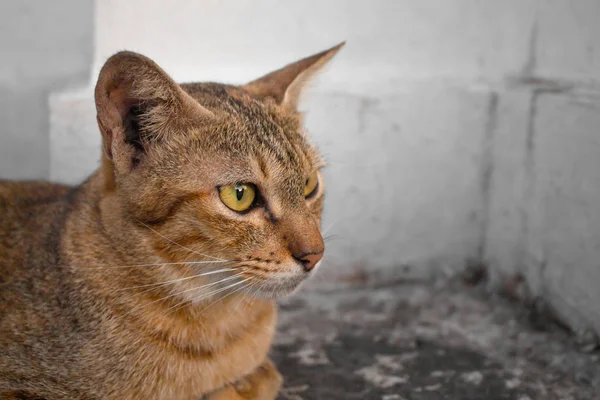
[[272, 280, 599, 400]]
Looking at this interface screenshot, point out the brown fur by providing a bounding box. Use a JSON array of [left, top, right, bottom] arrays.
[[0, 43, 344, 400]]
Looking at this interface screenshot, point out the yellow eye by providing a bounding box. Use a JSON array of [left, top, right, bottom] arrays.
[[219, 183, 256, 212], [304, 171, 319, 198]]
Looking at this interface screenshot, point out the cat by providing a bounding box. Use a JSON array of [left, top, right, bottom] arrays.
[[0, 42, 344, 400]]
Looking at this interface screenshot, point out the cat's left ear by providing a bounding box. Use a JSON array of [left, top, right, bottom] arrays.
[[242, 42, 345, 111], [95, 51, 213, 188]]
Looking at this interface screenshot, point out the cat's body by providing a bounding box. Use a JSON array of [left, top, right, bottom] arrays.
[[0, 176, 277, 400], [0, 44, 343, 399]]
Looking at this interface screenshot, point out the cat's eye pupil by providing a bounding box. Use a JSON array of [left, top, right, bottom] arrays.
[[235, 185, 244, 201]]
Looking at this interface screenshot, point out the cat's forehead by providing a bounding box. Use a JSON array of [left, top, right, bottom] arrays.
[[184, 82, 319, 170]]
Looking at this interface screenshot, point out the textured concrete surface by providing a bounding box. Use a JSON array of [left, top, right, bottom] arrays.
[[484, 83, 600, 335], [273, 280, 600, 400], [528, 91, 600, 335]]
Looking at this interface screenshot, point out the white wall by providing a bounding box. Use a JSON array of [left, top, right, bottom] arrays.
[[39, 0, 600, 335], [0, 0, 93, 180]]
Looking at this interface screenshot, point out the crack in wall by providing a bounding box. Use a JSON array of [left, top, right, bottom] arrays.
[[477, 92, 499, 263], [520, 89, 540, 290]]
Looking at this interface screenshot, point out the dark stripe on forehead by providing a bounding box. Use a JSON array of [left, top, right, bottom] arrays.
[[221, 93, 306, 170]]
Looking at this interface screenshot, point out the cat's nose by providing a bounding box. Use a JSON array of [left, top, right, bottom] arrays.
[[293, 249, 324, 272], [281, 213, 325, 272]]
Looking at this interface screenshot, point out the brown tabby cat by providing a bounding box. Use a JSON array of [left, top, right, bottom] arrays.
[[0, 42, 344, 399]]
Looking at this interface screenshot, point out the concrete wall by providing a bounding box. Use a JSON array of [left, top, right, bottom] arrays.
[[482, 2, 600, 335], [0, 0, 93, 180], [5, 1, 600, 336]]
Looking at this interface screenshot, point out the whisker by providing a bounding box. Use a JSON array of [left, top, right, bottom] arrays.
[[117, 268, 236, 291], [230, 277, 261, 315], [156, 272, 246, 306], [323, 234, 341, 243], [163, 278, 251, 317], [138, 220, 227, 262], [230, 289, 249, 316], [258, 280, 269, 295], [116, 272, 247, 321], [321, 219, 342, 236], [248, 279, 269, 310], [195, 278, 256, 317], [85, 260, 232, 270], [248, 285, 261, 308]]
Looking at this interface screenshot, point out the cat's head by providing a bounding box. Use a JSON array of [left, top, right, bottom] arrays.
[[94, 43, 343, 299]]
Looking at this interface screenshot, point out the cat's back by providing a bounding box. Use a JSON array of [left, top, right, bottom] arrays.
[[0, 179, 72, 236], [0, 179, 71, 204], [0, 180, 72, 287]]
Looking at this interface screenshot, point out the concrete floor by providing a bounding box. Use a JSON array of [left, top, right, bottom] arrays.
[[272, 280, 600, 400]]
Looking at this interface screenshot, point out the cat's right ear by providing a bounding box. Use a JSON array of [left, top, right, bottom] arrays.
[[243, 42, 345, 111], [94, 51, 211, 188]]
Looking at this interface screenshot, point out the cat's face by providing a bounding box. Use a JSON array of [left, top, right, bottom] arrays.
[[95, 44, 342, 299]]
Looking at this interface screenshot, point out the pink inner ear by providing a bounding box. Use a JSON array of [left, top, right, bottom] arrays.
[[97, 83, 139, 161], [109, 86, 135, 120]]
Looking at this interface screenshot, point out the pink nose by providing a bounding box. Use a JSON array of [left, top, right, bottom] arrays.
[[293, 250, 324, 272]]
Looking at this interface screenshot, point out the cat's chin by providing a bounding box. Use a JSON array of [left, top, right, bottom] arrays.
[[247, 275, 307, 300]]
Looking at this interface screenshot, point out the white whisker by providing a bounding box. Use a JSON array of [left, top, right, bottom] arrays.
[[230, 277, 259, 315], [157, 272, 245, 305], [321, 218, 342, 236], [250, 280, 269, 307], [86, 260, 232, 270], [196, 278, 256, 316], [163, 278, 251, 316], [118, 268, 236, 291], [117, 272, 247, 321]]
